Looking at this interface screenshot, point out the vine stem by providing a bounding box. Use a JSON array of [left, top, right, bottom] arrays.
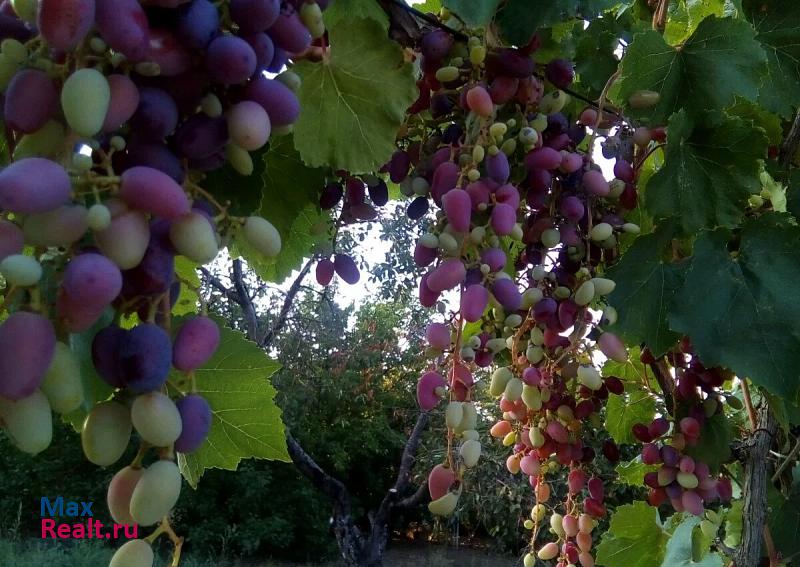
[[772, 436, 800, 483], [382, 0, 469, 41], [586, 69, 621, 165]]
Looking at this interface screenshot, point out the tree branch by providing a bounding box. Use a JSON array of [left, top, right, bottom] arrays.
[[286, 432, 354, 515], [231, 259, 260, 342], [261, 257, 314, 348], [199, 267, 240, 304], [780, 108, 800, 169]]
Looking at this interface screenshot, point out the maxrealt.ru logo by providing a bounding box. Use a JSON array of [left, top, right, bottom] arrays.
[[40, 497, 138, 539]]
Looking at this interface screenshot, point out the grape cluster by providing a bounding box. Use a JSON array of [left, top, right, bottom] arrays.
[[634, 344, 734, 517], [392, 26, 654, 566], [0, 0, 325, 564]]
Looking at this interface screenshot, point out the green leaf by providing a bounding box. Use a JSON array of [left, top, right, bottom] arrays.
[[764, 390, 800, 432], [789, 170, 800, 221], [726, 98, 783, 144], [443, 0, 500, 27], [496, 0, 618, 45], [605, 382, 656, 444], [201, 149, 265, 217], [293, 18, 418, 172], [323, 0, 389, 31], [596, 501, 669, 567], [683, 413, 733, 473], [414, 0, 442, 13], [743, 0, 800, 118], [177, 324, 289, 488], [646, 110, 768, 235], [723, 501, 743, 548], [575, 16, 625, 98], [669, 213, 800, 402], [607, 221, 685, 357], [664, 0, 725, 44], [616, 458, 658, 486], [602, 345, 646, 382], [63, 310, 115, 431], [615, 17, 767, 124], [662, 516, 724, 567], [173, 256, 199, 317], [768, 466, 800, 562]]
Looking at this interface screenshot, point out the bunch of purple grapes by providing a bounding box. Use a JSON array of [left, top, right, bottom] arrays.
[[0, 1, 327, 564]]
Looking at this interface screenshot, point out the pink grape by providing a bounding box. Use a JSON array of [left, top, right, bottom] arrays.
[[0, 220, 23, 260], [648, 417, 670, 438], [490, 203, 516, 235], [495, 184, 520, 208], [442, 189, 471, 233], [583, 170, 610, 197], [521, 367, 541, 386], [579, 108, 598, 126], [0, 312, 56, 400], [119, 166, 191, 219], [520, 455, 540, 476], [244, 76, 300, 127], [545, 58, 574, 88], [430, 161, 459, 206], [560, 152, 583, 173], [597, 332, 627, 362], [568, 469, 586, 494], [56, 291, 107, 333], [679, 455, 696, 474], [316, 258, 334, 286], [172, 316, 220, 372], [614, 159, 634, 182], [465, 85, 493, 117], [525, 147, 562, 170], [333, 254, 360, 284], [489, 76, 518, 104], [428, 463, 455, 500], [4, 70, 58, 133], [661, 445, 680, 467], [102, 74, 140, 132], [38, 0, 94, 51], [0, 158, 71, 214], [466, 180, 491, 210], [62, 253, 122, 307], [418, 274, 440, 308], [461, 284, 488, 322], [588, 477, 604, 502], [426, 259, 466, 293], [491, 278, 521, 311], [95, 0, 150, 61], [416, 371, 446, 410], [227, 101, 271, 151], [425, 322, 450, 350], [642, 443, 661, 465], [144, 28, 192, 76], [174, 394, 212, 453], [546, 421, 569, 444], [681, 490, 704, 516], [680, 417, 701, 438], [560, 194, 585, 221]]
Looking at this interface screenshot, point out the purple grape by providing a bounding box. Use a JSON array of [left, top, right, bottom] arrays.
[[614, 159, 635, 182], [333, 254, 359, 284], [4, 69, 58, 133], [442, 189, 471, 233], [368, 180, 389, 207], [0, 312, 56, 400], [244, 32, 275, 69], [103, 74, 140, 132], [122, 225, 175, 297], [413, 243, 436, 267], [319, 182, 343, 209], [244, 75, 300, 126], [431, 161, 459, 206], [583, 170, 610, 197], [441, 123, 462, 145], [426, 259, 466, 293], [466, 180, 491, 210], [0, 158, 71, 214], [120, 323, 172, 392], [267, 47, 287, 73], [38, 0, 95, 51], [490, 203, 516, 236], [418, 273, 440, 308], [407, 196, 429, 220], [206, 35, 257, 85], [661, 445, 680, 467], [96, 0, 150, 61], [172, 316, 220, 371], [561, 195, 585, 221], [92, 325, 128, 387], [0, 14, 34, 42], [176, 0, 219, 50], [491, 278, 521, 311], [62, 253, 123, 307], [145, 28, 192, 76], [533, 298, 557, 322], [461, 284, 489, 322], [480, 248, 506, 272], [425, 322, 450, 350], [388, 150, 410, 183], [130, 87, 178, 141], [485, 48, 534, 78], [316, 258, 334, 285], [230, 0, 280, 34], [495, 184, 520, 209], [0, 219, 23, 260], [420, 30, 452, 63], [174, 394, 212, 453], [188, 150, 226, 172], [117, 142, 185, 183], [172, 115, 228, 160], [545, 58, 574, 89], [56, 291, 107, 333], [267, 5, 311, 53], [486, 151, 510, 183], [525, 147, 562, 170], [119, 166, 190, 219]]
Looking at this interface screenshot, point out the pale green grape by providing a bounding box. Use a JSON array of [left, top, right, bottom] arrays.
[[14, 120, 66, 160], [40, 342, 83, 414], [242, 216, 281, 258], [130, 392, 182, 447], [0, 254, 42, 286], [169, 212, 219, 264], [0, 389, 52, 455], [81, 401, 132, 466], [10, 0, 37, 23], [87, 203, 112, 231], [109, 539, 154, 567], [226, 143, 253, 176], [129, 460, 181, 526], [61, 68, 111, 137]]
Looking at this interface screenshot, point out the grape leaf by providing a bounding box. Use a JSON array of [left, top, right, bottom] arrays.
[[602, 345, 646, 382], [768, 465, 800, 562], [605, 382, 656, 444], [645, 110, 768, 235], [414, 0, 442, 13], [726, 98, 783, 144], [661, 516, 724, 567], [201, 148, 265, 217], [743, 0, 800, 118], [664, 0, 725, 45], [173, 256, 199, 316], [323, 0, 388, 31], [669, 213, 800, 403], [683, 413, 733, 473], [616, 458, 658, 486], [496, 0, 618, 46], [614, 17, 767, 124], [789, 170, 800, 221], [596, 501, 669, 567], [606, 221, 685, 357], [63, 310, 115, 432], [443, 0, 501, 27], [177, 324, 288, 488], [293, 17, 418, 172], [574, 16, 625, 98]]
